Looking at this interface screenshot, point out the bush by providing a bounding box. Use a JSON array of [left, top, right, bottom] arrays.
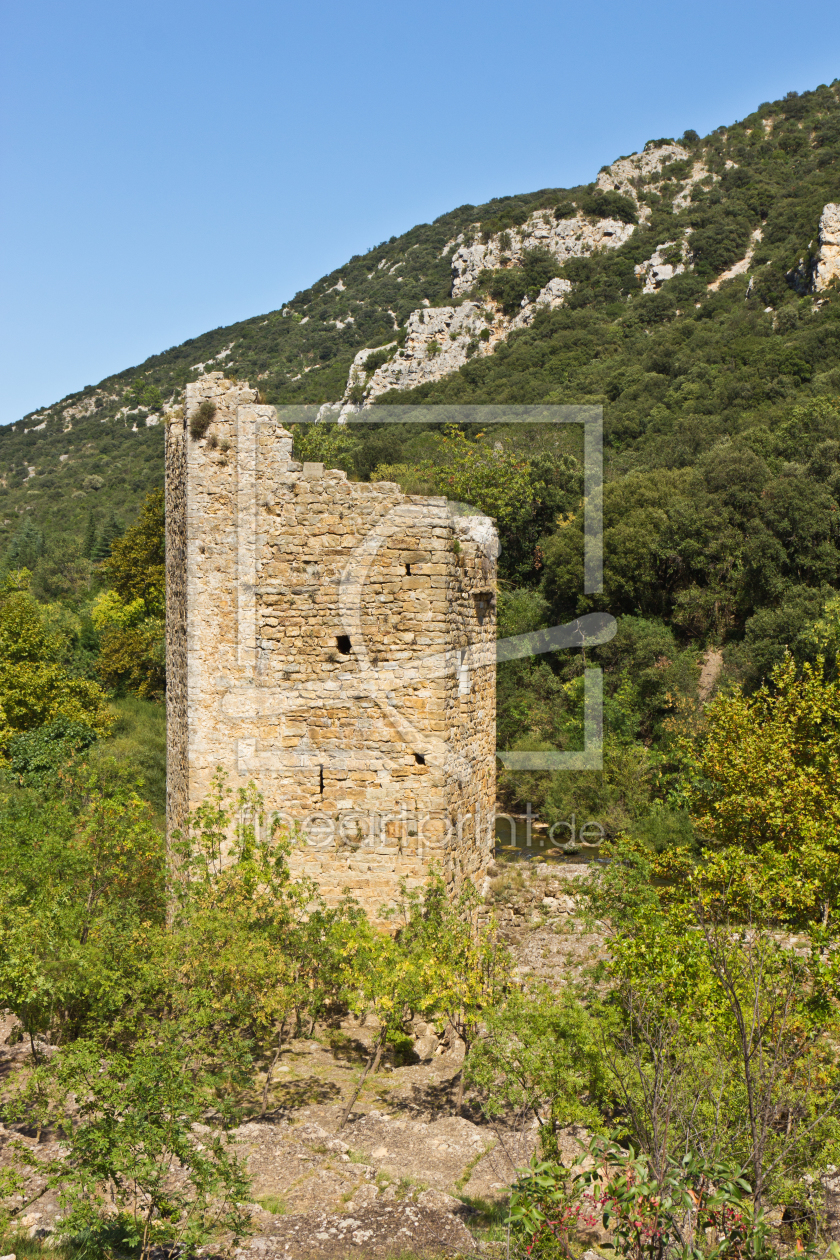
[[580, 190, 638, 224], [689, 217, 751, 277], [363, 346, 393, 374], [480, 249, 563, 316], [189, 398, 217, 441], [7, 717, 98, 786], [553, 201, 577, 220]]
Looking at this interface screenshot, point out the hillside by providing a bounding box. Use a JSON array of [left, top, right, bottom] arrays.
[[3, 79, 838, 557]]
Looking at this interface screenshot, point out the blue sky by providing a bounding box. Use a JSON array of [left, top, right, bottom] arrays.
[[1, 0, 838, 425]]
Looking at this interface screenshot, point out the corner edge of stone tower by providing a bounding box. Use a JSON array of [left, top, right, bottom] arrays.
[[165, 405, 188, 851]]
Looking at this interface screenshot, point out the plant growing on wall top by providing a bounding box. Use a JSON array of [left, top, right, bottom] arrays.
[[189, 398, 217, 441]]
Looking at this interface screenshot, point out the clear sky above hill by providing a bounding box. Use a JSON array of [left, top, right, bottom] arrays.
[[1, 0, 838, 425]]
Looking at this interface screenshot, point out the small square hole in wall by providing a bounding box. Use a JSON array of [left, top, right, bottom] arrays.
[[414, 753, 426, 765], [336, 635, 352, 655]]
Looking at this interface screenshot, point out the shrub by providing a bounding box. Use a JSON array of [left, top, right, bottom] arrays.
[[189, 399, 217, 441], [363, 347, 393, 374], [7, 716, 98, 786], [689, 218, 752, 278], [580, 189, 638, 224], [479, 249, 563, 315], [553, 201, 577, 220]]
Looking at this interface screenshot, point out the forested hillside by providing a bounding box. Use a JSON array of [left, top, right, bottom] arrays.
[[4, 80, 838, 552]]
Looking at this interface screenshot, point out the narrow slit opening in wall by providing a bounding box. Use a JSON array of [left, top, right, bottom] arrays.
[[414, 753, 426, 765], [336, 635, 352, 655], [405, 563, 411, 575], [319, 764, 324, 794]]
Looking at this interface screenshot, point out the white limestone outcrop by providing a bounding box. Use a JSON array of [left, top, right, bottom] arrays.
[[596, 143, 689, 199], [337, 141, 721, 407], [814, 204, 840, 292], [634, 244, 686, 293], [672, 161, 714, 211], [514, 276, 573, 325], [344, 274, 575, 404], [350, 303, 497, 402], [451, 213, 634, 298]]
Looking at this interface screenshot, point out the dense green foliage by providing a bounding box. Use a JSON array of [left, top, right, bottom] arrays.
[[4, 668, 840, 1253], [0, 770, 511, 1253]]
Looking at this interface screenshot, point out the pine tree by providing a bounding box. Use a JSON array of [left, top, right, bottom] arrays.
[[82, 510, 97, 560], [92, 512, 123, 564], [4, 516, 44, 571]]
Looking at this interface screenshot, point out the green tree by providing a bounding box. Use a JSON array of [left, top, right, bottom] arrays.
[[4, 518, 44, 572], [169, 772, 355, 1115], [46, 1034, 252, 1260], [479, 248, 564, 315], [101, 488, 165, 611], [394, 873, 511, 1114], [96, 490, 167, 696], [466, 986, 603, 1155], [92, 511, 124, 564], [0, 764, 164, 1048], [585, 841, 840, 1213], [677, 651, 840, 919], [81, 509, 97, 560], [0, 572, 110, 750]]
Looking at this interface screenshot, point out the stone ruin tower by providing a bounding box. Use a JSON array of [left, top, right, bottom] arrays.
[[166, 375, 497, 917]]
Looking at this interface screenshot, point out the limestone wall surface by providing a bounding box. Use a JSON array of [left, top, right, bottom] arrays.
[[166, 375, 497, 918], [815, 204, 840, 292]]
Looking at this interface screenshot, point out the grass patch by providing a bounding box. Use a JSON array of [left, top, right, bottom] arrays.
[[0, 1223, 142, 1260], [395, 1176, 428, 1201], [458, 1194, 510, 1242], [256, 1195, 287, 1216], [0, 1235, 73, 1260], [453, 1142, 495, 1193]]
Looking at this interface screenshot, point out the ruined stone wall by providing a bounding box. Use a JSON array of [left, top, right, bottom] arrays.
[[166, 374, 496, 917], [164, 408, 188, 863]]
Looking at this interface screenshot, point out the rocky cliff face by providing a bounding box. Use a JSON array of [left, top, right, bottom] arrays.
[[449, 210, 635, 297], [335, 110, 839, 411], [596, 142, 689, 207], [343, 274, 575, 405], [635, 239, 687, 293], [347, 303, 495, 402], [815, 204, 840, 291]]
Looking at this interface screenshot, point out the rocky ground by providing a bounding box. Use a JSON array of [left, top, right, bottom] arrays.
[[0, 858, 604, 1259]]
